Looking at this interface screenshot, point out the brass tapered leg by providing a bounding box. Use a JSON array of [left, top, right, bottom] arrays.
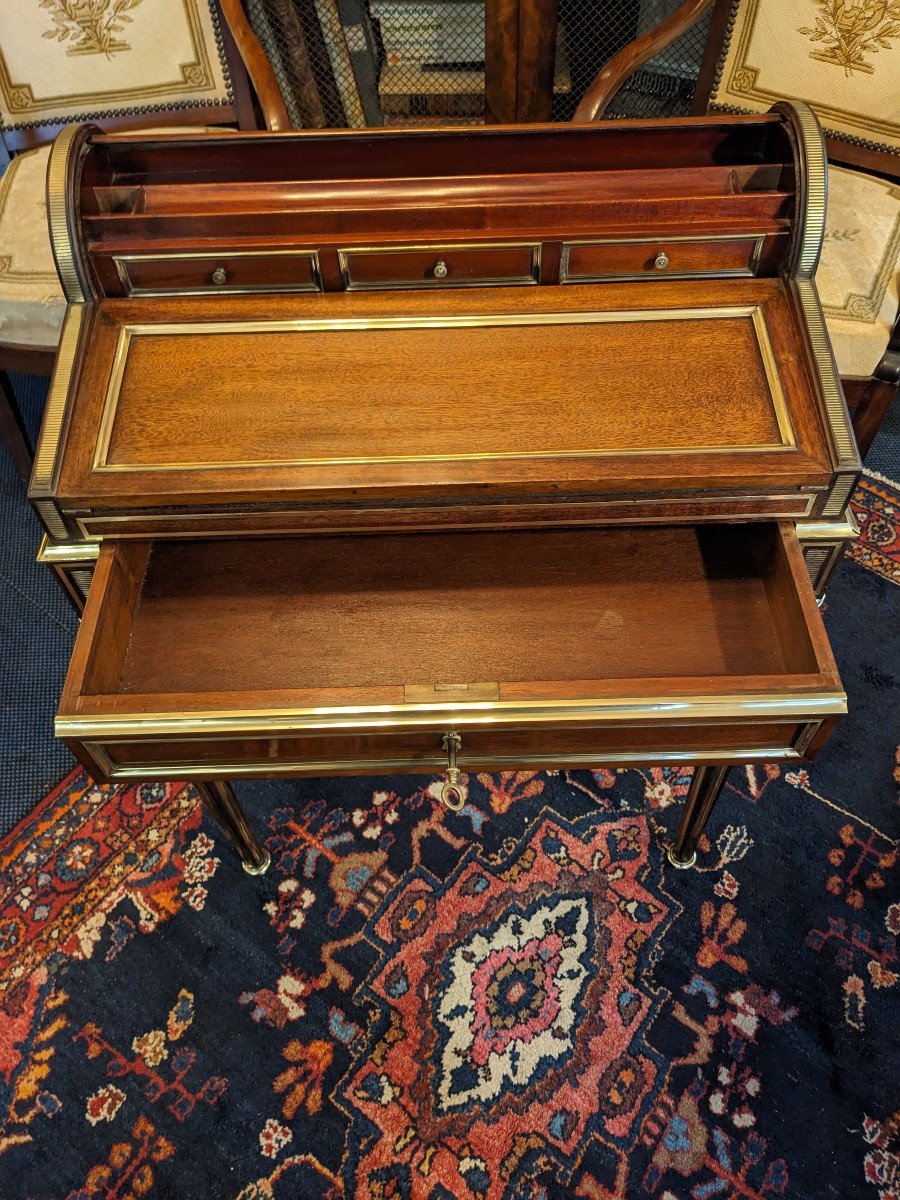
[[194, 780, 271, 875], [667, 765, 731, 869]]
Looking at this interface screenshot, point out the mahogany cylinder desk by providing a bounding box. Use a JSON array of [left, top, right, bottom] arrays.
[[30, 103, 859, 874]]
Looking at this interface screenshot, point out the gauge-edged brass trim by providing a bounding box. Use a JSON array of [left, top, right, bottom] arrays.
[[792, 278, 861, 511], [772, 100, 827, 280], [46, 125, 96, 302], [29, 304, 85, 538], [56, 690, 847, 742], [337, 242, 542, 290], [560, 233, 767, 284], [89, 303, 795, 472]]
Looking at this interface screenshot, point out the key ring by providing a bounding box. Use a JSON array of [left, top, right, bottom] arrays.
[[440, 732, 464, 811]]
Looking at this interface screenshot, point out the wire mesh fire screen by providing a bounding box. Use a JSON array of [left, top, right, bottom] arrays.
[[243, 0, 715, 127]]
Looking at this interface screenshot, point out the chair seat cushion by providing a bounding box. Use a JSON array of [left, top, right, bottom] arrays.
[[0, 144, 64, 350], [0, 128, 238, 352], [819, 165, 900, 379]]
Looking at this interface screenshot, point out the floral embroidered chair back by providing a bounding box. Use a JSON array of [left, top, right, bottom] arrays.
[[709, 0, 899, 449], [0, 0, 243, 149], [710, 0, 899, 160]]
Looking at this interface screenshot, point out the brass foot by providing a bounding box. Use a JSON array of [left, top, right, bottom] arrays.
[[666, 844, 697, 870], [241, 848, 272, 876]]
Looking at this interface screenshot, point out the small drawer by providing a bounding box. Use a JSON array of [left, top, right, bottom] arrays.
[[112, 250, 322, 296], [338, 243, 540, 290], [57, 524, 844, 782], [561, 236, 764, 282]]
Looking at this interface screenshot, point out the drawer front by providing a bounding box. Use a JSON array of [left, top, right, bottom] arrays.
[[561, 236, 763, 282], [82, 720, 814, 781], [339, 243, 540, 289], [113, 251, 322, 296]]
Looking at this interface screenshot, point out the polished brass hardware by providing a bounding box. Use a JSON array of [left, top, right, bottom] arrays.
[[211, 267, 228, 286], [56, 693, 846, 743], [654, 252, 670, 270], [666, 845, 697, 869], [440, 731, 464, 810], [405, 681, 501, 703], [432, 260, 449, 279]]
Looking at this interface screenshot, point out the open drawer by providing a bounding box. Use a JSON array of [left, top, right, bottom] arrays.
[[57, 523, 845, 782]]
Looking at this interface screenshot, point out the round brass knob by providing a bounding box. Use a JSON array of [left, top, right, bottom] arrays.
[[211, 266, 228, 286], [432, 260, 449, 279], [654, 251, 670, 270]]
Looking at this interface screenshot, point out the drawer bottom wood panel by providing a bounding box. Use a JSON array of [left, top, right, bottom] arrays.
[[57, 523, 845, 781]]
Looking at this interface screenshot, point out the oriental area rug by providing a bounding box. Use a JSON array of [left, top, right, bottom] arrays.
[[1, 475, 897, 1200]]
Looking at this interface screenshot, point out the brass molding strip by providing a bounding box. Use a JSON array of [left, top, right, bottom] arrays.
[[46, 125, 96, 303], [772, 100, 827, 280], [792, 277, 861, 511], [36, 534, 101, 566], [793, 720, 823, 757], [29, 304, 85, 539], [112, 249, 324, 297], [772, 102, 860, 507], [560, 233, 767, 284], [95, 742, 810, 781], [796, 512, 859, 543], [56, 690, 848, 742], [73, 496, 817, 538], [91, 304, 795, 472], [337, 242, 542, 290]]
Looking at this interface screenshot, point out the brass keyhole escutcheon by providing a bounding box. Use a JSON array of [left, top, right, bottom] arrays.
[[440, 731, 464, 810], [654, 251, 670, 270]]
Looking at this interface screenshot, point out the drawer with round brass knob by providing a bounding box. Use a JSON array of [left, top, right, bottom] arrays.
[[110, 250, 323, 296], [338, 243, 541, 290], [561, 235, 768, 282]]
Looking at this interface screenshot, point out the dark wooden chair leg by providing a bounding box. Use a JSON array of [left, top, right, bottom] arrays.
[[851, 377, 896, 460], [0, 369, 33, 484], [194, 780, 271, 874], [667, 764, 731, 869]]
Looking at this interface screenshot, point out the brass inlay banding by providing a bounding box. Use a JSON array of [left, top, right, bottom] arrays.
[[56, 690, 847, 743], [82, 723, 826, 782], [91, 304, 795, 473], [72, 491, 818, 540]]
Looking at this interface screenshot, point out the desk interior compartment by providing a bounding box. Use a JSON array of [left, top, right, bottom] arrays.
[[57, 522, 844, 780]]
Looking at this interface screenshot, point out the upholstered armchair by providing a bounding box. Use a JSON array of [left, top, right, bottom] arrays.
[[0, 0, 288, 482], [573, 0, 899, 458]]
